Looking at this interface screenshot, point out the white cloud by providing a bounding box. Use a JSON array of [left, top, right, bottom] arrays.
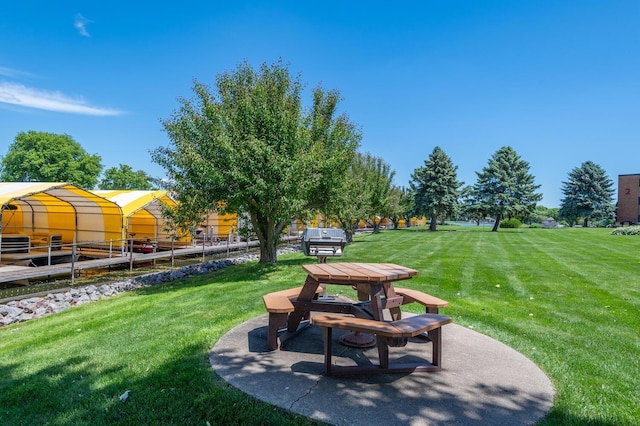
[[0, 82, 124, 116], [74, 13, 93, 37]]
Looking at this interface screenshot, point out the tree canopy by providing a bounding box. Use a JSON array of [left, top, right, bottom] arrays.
[[410, 146, 462, 231], [386, 185, 413, 230], [327, 152, 397, 240], [329, 152, 373, 242], [363, 154, 395, 233], [559, 161, 614, 227], [0, 131, 103, 188], [152, 60, 360, 263], [99, 164, 155, 190], [471, 146, 542, 231]]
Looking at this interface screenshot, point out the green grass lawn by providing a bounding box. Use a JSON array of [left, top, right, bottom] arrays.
[[1, 227, 639, 425]]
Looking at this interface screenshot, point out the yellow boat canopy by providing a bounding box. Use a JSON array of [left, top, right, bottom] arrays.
[[93, 190, 177, 242], [0, 182, 123, 245]]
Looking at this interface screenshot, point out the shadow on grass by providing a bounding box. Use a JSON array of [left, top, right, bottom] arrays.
[[0, 342, 320, 425], [134, 259, 312, 298]]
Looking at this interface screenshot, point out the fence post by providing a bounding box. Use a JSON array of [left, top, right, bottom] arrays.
[[71, 238, 76, 285], [129, 238, 134, 273]]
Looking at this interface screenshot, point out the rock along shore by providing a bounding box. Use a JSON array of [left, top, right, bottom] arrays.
[[0, 247, 300, 327]]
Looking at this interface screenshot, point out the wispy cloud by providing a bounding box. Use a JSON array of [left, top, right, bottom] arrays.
[[0, 82, 124, 116], [74, 13, 93, 37], [0, 66, 39, 79]]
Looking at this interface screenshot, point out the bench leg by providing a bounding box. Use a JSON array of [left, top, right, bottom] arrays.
[[430, 327, 442, 367], [287, 276, 320, 332], [267, 312, 289, 351], [376, 337, 390, 369], [323, 326, 334, 376]]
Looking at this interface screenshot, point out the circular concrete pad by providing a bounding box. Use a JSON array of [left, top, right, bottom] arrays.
[[210, 314, 554, 425]]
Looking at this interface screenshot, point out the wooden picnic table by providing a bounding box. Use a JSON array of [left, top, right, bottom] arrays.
[[262, 262, 453, 374], [286, 263, 419, 345]]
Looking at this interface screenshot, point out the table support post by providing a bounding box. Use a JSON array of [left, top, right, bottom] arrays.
[[287, 275, 319, 332]]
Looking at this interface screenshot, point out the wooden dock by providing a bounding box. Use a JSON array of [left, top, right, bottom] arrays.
[[0, 239, 266, 285]]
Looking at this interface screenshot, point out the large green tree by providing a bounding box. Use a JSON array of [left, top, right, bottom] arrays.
[[559, 161, 614, 227], [472, 146, 542, 231], [330, 152, 372, 243], [327, 152, 396, 240], [410, 146, 462, 231], [386, 186, 413, 229], [0, 131, 102, 188], [364, 154, 395, 233], [152, 60, 359, 263], [99, 164, 155, 190]]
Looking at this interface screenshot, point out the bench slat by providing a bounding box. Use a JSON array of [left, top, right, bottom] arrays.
[[262, 295, 295, 313], [390, 314, 453, 337]]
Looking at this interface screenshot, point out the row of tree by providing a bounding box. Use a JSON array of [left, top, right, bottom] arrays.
[[410, 146, 615, 231], [0, 60, 616, 263], [0, 131, 155, 190]]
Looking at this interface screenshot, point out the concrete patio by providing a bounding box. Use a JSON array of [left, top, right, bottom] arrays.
[[210, 313, 554, 425]]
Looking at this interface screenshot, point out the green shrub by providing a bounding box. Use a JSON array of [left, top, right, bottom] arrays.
[[499, 218, 522, 228], [611, 226, 640, 235]]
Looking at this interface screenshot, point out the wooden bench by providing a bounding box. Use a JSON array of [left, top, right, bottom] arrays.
[[263, 286, 323, 350], [393, 287, 449, 314], [311, 313, 453, 376]]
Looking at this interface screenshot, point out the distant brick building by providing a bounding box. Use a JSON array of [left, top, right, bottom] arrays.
[[617, 174, 640, 225]]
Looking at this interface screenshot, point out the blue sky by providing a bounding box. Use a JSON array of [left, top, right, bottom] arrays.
[[1, 1, 638, 207]]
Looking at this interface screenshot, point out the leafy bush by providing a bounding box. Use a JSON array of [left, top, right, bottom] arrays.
[[611, 226, 640, 235], [500, 218, 522, 228], [529, 223, 541, 228]]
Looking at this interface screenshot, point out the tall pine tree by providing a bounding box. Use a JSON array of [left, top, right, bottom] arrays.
[[472, 146, 541, 231], [410, 146, 462, 231], [559, 161, 614, 227]]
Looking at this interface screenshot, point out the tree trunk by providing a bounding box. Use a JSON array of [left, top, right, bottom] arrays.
[[492, 214, 502, 232], [583, 217, 589, 228], [345, 230, 354, 244], [429, 216, 437, 231], [252, 214, 280, 264], [259, 240, 278, 263]]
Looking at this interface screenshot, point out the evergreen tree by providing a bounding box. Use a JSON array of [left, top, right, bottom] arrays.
[[559, 161, 614, 227], [410, 146, 462, 231], [472, 146, 542, 231]]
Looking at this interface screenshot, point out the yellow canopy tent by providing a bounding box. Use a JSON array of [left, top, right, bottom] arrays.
[[93, 190, 179, 243], [198, 210, 238, 242], [96, 190, 239, 246], [0, 182, 124, 258]]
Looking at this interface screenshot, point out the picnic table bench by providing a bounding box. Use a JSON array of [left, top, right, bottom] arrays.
[[393, 287, 449, 313], [312, 313, 453, 376], [262, 286, 323, 350]]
